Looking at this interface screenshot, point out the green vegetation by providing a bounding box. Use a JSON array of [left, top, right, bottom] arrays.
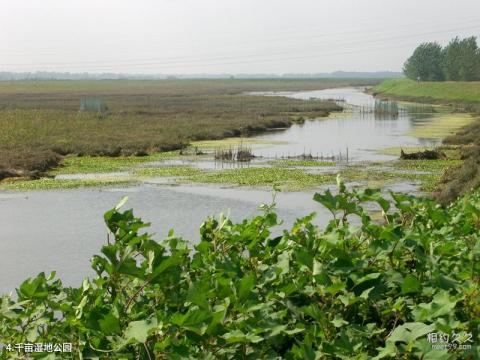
[[1, 181, 478, 358], [403, 42, 445, 81], [403, 36, 480, 81], [51, 152, 179, 175], [270, 159, 335, 167], [0, 177, 135, 191], [374, 78, 480, 105], [337, 159, 462, 193], [0, 79, 371, 180], [7, 152, 457, 193], [393, 159, 463, 172], [340, 166, 440, 192], [185, 167, 336, 191], [135, 166, 203, 178]]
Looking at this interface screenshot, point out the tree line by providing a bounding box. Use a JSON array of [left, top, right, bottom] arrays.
[[403, 36, 480, 81]]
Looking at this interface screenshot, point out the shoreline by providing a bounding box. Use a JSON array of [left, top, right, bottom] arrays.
[[370, 78, 480, 203]]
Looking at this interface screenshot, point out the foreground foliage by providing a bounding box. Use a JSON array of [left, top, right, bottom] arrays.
[[1, 179, 479, 359]]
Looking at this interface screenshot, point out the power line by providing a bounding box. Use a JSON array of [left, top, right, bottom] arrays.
[[3, 23, 479, 71]]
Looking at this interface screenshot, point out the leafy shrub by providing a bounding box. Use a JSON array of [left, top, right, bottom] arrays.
[[1, 179, 479, 359]]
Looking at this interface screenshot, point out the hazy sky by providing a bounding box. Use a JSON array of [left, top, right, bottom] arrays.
[[1, 0, 479, 74]]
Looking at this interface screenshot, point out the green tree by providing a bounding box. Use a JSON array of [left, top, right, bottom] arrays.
[[442, 36, 480, 81], [403, 42, 444, 81], [403, 42, 445, 81]]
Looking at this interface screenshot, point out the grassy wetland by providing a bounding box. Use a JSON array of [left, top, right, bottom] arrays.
[[0, 80, 474, 197], [0, 79, 387, 181]]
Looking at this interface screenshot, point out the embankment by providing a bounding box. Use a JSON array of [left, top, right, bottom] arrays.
[[374, 78, 480, 204], [435, 118, 480, 204], [373, 78, 480, 110]]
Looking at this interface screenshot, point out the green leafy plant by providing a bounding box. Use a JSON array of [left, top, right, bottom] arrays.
[[1, 178, 479, 359]]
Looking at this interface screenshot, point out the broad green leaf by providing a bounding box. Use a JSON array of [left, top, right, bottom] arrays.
[[222, 330, 263, 344], [124, 318, 158, 343], [99, 312, 121, 335], [387, 322, 435, 344], [238, 273, 255, 300], [401, 274, 421, 294]]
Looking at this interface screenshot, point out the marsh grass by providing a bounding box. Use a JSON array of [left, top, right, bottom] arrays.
[[135, 166, 202, 177], [270, 159, 335, 167], [339, 159, 459, 192], [50, 152, 180, 175], [0, 177, 135, 191], [393, 159, 463, 171]]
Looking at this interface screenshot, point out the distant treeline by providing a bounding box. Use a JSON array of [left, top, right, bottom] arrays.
[[404, 36, 480, 82], [0, 71, 402, 81]]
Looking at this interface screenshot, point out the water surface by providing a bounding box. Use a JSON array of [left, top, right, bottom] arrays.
[[249, 87, 440, 161]]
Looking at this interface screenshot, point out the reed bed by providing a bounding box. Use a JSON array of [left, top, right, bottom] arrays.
[[214, 144, 254, 162]]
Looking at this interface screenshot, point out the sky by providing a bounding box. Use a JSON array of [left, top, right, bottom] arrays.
[[1, 0, 479, 74]]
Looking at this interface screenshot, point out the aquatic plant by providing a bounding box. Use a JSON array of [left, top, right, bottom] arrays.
[[186, 167, 336, 191], [1, 180, 478, 358], [135, 166, 202, 177], [51, 152, 180, 175], [0, 177, 136, 191], [270, 159, 335, 167]]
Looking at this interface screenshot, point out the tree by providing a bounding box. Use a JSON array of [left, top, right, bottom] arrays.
[[403, 42, 445, 81], [442, 36, 480, 81]]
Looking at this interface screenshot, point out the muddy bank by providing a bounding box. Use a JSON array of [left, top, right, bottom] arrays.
[[434, 117, 480, 204]]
